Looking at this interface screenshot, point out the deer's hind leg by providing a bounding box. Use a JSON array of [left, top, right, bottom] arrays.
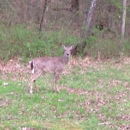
[[30, 71, 42, 94], [54, 69, 62, 93]]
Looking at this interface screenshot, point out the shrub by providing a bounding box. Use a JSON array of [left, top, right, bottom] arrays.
[[0, 24, 80, 62]]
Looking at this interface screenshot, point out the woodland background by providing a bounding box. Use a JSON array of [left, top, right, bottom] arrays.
[[1, 1, 130, 129], [0, 0, 130, 61]]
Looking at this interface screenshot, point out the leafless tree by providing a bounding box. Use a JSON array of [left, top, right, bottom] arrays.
[[70, 0, 79, 12], [84, 0, 98, 40], [39, 0, 51, 31], [121, 0, 127, 40]]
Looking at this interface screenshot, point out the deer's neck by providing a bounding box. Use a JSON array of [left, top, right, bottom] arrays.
[[60, 56, 69, 65]]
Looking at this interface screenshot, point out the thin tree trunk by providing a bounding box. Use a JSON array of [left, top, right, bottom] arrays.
[[39, 0, 48, 32], [72, 0, 98, 55], [121, 0, 127, 40], [36, 0, 40, 22], [84, 0, 98, 40], [71, 0, 79, 14]]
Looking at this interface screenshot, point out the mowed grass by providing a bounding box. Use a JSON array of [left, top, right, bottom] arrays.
[[0, 60, 130, 130]]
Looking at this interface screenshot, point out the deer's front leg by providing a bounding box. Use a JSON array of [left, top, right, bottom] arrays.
[[54, 71, 61, 93]]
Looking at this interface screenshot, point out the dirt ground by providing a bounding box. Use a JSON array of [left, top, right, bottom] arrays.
[[1, 57, 130, 95], [1, 56, 130, 76]]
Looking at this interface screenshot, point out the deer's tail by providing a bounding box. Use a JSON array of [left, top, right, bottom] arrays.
[[29, 60, 34, 74]]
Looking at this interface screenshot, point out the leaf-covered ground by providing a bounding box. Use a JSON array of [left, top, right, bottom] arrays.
[[0, 57, 130, 130]]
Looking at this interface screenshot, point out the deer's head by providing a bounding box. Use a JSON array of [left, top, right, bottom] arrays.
[[62, 45, 74, 58]]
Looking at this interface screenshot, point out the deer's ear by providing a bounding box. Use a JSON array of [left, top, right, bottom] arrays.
[[70, 45, 74, 50], [62, 45, 66, 49]]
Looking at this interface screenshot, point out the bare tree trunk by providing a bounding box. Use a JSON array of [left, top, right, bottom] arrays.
[[39, 0, 50, 32], [121, 0, 127, 40], [71, 0, 79, 24], [84, 0, 98, 40], [72, 0, 98, 55], [71, 0, 79, 13], [35, 0, 40, 22]]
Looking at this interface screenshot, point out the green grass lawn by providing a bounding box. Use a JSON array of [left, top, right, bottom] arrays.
[[0, 60, 130, 130]]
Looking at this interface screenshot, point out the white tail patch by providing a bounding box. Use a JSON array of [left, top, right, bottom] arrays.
[[31, 68, 35, 74], [29, 60, 35, 74]]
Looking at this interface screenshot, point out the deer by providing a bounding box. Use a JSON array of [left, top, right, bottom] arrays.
[[29, 45, 74, 94]]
